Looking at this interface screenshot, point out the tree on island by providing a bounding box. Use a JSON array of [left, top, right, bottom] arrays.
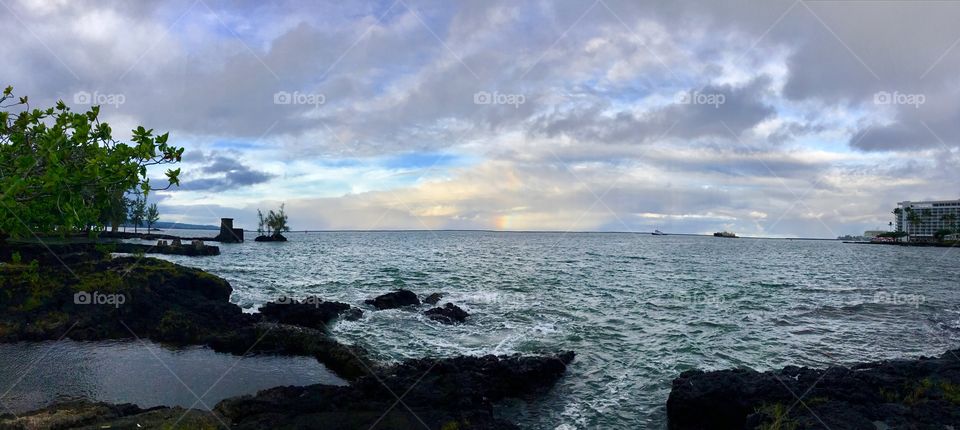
[[255, 204, 290, 242], [146, 203, 160, 232], [0, 86, 183, 241], [130, 198, 146, 234]]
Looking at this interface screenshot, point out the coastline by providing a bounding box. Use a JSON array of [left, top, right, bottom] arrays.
[[0, 247, 573, 429]]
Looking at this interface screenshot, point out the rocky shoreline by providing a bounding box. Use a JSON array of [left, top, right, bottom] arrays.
[[667, 349, 960, 429], [0, 246, 574, 429]]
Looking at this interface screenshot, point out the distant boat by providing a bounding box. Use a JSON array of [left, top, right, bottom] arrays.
[[713, 231, 738, 238], [652, 230, 667, 236]]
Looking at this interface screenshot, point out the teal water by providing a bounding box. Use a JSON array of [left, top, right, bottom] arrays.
[[146, 231, 959, 428]]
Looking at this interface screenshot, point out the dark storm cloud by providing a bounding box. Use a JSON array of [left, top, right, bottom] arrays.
[[179, 151, 275, 191]]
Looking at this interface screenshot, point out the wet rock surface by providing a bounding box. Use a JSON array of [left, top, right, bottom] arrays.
[[0, 353, 575, 430], [216, 351, 576, 429], [365, 289, 421, 310], [667, 348, 960, 429], [0, 400, 219, 430], [258, 297, 361, 330], [423, 292, 444, 305], [254, 234, 288, 242], [0, 256, 372, 380], [425, 303, 469, 324]]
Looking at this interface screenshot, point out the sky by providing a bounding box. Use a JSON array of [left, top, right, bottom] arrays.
[[3, 0, 959, 237]]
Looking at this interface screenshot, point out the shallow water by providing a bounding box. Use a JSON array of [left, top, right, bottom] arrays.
[[0, 339, 346, 414], [142, 231, 959, 428]]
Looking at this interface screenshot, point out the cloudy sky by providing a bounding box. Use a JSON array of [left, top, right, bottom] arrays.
[[4, 0, 959, 237]]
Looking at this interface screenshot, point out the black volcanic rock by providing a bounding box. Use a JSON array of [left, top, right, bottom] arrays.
[[254, 234, 288, 242], [667, 349, 960, 429], [365, 289, 420, 310], [259, 297, 361, 330], [215, 352, 576, 429], [424, 292, 444, 305], [425, 303, 469, 324], [0, 255, 373, 381], [2, 352, 576, 430]]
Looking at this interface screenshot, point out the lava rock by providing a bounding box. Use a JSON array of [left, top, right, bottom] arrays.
[[216, 351, 576, 429], [425, 303, 469, 324], [3, 352, 577, 430], [364, 289, 420, 310], [423, 292, 444, 305], [258, 297, 361, 330], [667, 349, 960, 429], [0, 255, 372, 382], [0, 400, 221, 429], [254, 234, 288, 242]]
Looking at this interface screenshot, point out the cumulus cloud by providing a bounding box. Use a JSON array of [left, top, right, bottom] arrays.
[[3, 0, 959, 236]]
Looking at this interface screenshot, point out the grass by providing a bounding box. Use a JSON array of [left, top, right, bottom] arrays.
[[755, 403, 800, 430]]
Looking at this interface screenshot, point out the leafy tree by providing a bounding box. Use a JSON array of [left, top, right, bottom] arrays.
[[130, 198, 146, 233], [260, 204, 290, 237], [0, 86, 182, 239], [934, 229, 954, 242], [146, 203, 160, 232], [941, 213, 957, 234]]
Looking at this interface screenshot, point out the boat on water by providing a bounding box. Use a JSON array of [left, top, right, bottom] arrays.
[[713, 231, 738, 238], [652, 230, 667, 236]]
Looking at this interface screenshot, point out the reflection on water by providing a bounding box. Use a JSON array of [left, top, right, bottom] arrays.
[[0, 339, 347, 413]]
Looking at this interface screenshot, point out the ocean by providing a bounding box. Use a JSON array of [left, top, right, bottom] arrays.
[[15, 230, 960, 428], [143, 230, 960, 428]]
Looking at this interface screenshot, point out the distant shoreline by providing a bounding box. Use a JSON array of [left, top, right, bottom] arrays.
[[266, 229, 845, 241]]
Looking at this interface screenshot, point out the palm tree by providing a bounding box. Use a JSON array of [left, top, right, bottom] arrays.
[[146, 203, 160, 232], [907, 210, 922, 242], [942, 213, 958, 236], [130, 198, 146, 234]]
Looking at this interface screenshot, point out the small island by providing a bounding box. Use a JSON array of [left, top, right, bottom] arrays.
[[254, 205, 290, 242]]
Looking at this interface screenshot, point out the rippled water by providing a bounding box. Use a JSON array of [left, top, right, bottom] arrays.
[[0, 339, 346, 414], [145, 230, 960, 428]]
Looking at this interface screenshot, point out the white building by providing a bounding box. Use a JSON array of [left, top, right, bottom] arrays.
[[895, 199, 960, 239]]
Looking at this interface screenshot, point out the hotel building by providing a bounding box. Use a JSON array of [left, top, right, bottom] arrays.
[[895, 199, 960, 239]]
